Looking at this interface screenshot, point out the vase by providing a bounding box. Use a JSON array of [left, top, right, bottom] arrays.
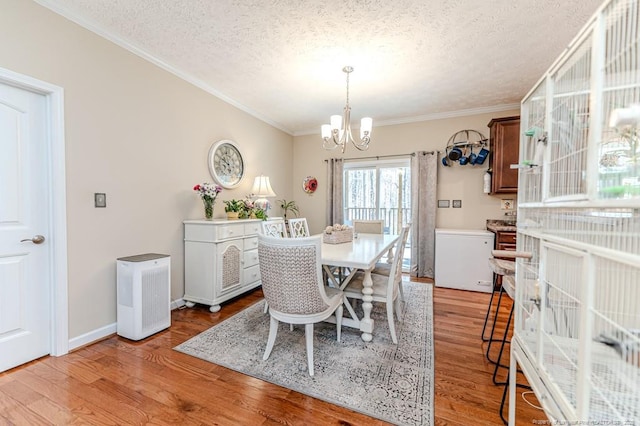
[[203, 198, 214, 220], [226, 211, 239, 220]]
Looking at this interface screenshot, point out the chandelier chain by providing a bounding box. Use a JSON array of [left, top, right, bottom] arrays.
[[345, 70, 350, 107]]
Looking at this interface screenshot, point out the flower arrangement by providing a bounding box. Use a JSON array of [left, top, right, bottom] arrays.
[[194, 183, 222, 220]]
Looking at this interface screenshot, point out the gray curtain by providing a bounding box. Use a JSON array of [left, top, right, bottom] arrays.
[[410, 151, 438, 278], [325, 158, 344, 226]]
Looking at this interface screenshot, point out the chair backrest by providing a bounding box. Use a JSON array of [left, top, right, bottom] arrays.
[[353, 220, 384, 234], [399, 222, 411, 254], [257, 235, 332, 315], [288, 218, 310, 238], [386, 225, 410, 300], [261, 218, 288, 238]]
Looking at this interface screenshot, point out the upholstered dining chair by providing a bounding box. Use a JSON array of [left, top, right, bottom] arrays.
[[257, 235, 344, 376], [261, 218, 288, 238], [288, 218, 310, 238], [343, 225, 408, 344], [353, 219, 384, 234], [260, 218, 288, 313]]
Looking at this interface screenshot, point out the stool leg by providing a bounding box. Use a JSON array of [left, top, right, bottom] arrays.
[[492, 303, 514, 385], [500, 373, 509, 425], [481, 273, 500, 341], [485, 287, 506, 364]]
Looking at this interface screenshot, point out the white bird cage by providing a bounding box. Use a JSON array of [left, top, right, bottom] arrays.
[[512, 0, 640, 423]]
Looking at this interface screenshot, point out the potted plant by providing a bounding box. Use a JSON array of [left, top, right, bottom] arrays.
[[278, 199, 299, 222], [253, 208, 268, 220], [224, 199, 243, 220]]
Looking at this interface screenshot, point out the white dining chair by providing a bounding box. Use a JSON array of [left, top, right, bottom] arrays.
[[353, 219, 384, 234], [258, 235, 344, 376], [372, 224, 411, 299], [261, 218, 288, 238], [343, 225, 408, 344], [288, 218, 310, 238]]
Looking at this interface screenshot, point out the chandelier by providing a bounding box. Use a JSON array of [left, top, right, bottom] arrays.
[[321, 66, 373, 153]]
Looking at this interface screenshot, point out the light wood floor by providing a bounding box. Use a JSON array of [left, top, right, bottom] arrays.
[[0, 278, 543, 425]]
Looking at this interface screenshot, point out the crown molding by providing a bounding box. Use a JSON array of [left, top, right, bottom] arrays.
[[293, 103, 522, 136], [34, 0, 294, 135]]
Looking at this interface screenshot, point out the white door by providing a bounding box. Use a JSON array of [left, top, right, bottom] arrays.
[[0, 81, 52, 372]]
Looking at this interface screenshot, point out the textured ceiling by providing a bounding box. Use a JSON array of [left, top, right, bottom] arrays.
[[36, 0, 603, 135]]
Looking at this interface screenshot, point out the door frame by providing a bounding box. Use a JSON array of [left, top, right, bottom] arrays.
[[0, 66, 68, 357]]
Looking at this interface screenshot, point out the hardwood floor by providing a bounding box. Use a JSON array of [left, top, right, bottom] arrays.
[[0, 278, 544, 425]]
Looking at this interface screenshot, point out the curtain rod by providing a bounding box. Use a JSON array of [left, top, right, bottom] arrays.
[[323, 151, 438, 162]]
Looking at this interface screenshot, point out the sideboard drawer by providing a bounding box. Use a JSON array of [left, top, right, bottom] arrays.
[[244, 236, 259, 251], [244, 264, 261, 284], [244, 249, 259, 268], [217, 224, 245, 240], [244, 222, 261, 235]]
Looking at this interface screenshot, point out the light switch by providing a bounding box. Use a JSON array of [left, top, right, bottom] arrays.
[[95, 193, 106, 208], [437, 200, 450, 208]]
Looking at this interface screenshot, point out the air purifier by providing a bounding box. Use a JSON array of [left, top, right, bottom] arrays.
[[116, 253, 171, 340]]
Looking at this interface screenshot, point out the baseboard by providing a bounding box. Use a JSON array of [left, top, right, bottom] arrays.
[[68, 323, 116, 351], [171, 298, 186, 310], [67, 298, 186, 351]]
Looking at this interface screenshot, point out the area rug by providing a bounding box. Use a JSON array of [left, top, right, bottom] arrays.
[[174, 281, 433, 426]]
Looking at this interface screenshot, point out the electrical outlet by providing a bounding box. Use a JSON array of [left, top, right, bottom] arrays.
[[452, 200, 462, 208], [501, 199, 515, 210]]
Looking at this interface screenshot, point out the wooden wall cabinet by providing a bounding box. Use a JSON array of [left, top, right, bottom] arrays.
[[183, 219, 262, 312], [488, 116, 520, 193]]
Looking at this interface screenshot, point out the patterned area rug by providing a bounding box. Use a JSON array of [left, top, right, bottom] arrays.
[[174, 281, 434, 426]]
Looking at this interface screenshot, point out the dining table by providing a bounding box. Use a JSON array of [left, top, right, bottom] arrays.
[[320, 233, 399, 342]]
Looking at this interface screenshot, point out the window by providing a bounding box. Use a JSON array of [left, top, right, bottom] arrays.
[[344, 158, 411, 269]]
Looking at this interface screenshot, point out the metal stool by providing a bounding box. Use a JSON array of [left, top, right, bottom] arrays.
[[482, 251, 533, 367], [481, 256, 515, 346]]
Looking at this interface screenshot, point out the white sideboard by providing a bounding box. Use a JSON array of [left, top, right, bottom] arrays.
[[183, 219, 262, 312]]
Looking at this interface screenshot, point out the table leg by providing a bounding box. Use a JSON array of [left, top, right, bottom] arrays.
[[360, 270, 375, 342], [386, 247, 394, 264]]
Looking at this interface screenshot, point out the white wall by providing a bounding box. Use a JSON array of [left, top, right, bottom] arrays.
[[0, 0, 293, 339], [293, 110, 520, 235]]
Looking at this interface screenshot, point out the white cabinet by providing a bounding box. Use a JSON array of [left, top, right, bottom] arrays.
[[512, 0, 640, 423], [183, 219, 262, 312]]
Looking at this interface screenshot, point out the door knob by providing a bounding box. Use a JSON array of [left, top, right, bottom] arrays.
[[20, 235, 45, 244]]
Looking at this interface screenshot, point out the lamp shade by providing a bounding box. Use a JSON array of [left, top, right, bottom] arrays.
[[251, 175, 276, 198]]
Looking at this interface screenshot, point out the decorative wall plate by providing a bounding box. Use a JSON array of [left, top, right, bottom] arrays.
[[302, 176, 318, 194]]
